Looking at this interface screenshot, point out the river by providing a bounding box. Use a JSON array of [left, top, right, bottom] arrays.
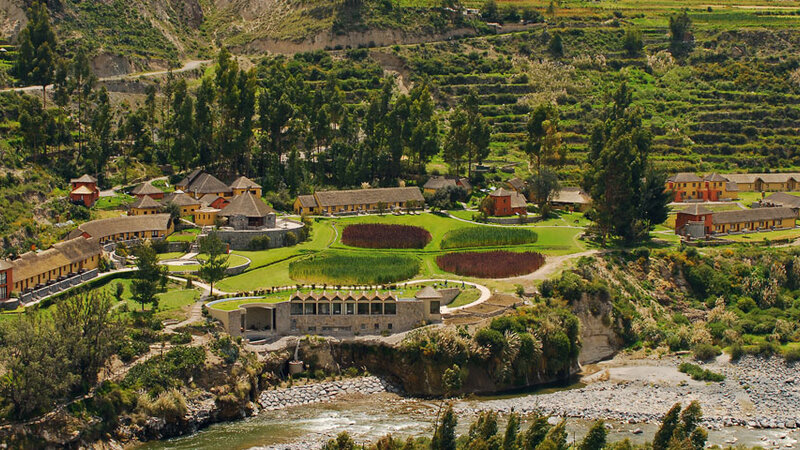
[[139, 390, 799, 449]]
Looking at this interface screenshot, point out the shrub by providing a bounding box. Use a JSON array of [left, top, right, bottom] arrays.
[[289, 253, 420, 284], [249, 235, 271, 250], [784, 347, 800, 363], [169, 332, 192, 345], [693, 343, 720, 361], [436, 251, 545, 278], [285, 232, 298, 246], [341, 224, 431, 249], [440, 227, 537, 249], [678, 362, 725, 382]]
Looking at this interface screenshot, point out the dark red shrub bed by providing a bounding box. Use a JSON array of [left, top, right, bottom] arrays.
[[342, 224, 432, 249], [436, 251, 546, 278]]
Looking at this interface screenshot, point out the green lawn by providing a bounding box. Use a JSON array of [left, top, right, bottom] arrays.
[[165, 254, 249, 272], [158, 252, 185, 260], [166, 228, 200, 243], [447, 287, 481, 308], [94, 193, 134, 210]]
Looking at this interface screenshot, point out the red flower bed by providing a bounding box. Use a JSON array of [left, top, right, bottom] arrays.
[[342, 224, 432, 249], [436, 251, 546, 278]]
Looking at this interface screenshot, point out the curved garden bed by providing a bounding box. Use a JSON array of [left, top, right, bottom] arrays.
[[289, 253, 420, 285], [436, 251, 545, 278], [341, 224, 431, 249], [440, 227, 538, 249]]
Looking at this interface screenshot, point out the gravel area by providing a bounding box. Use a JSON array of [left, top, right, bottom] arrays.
[[258, 376, 399, 411], [460, 355, 800, 430]]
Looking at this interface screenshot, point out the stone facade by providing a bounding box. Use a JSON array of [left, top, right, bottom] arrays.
[[215, 220, 302, 251]]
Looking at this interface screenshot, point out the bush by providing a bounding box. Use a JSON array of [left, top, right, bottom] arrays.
[[436, 251, 545, 278], [693, 343, 720, 361], [440, 227, 537, 249], [285, 232, 298, 246], [249, 235, 271, 250], [678, 362, 725, 382], [342, 224, 431, 249], [169, 332, 192, 345], [783, 347, 800, 363]]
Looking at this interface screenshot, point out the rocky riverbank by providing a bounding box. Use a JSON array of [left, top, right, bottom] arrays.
[[258, 376, 400, 411], [461, 355, 800, 430]]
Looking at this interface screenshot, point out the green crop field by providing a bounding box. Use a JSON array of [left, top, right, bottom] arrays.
[[441, 226, 538, 249], [288, 252, 421, 285]]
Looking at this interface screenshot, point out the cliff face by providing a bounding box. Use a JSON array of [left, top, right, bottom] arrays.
[[573, 293, 624, 365], [297, 340, 579, 397]]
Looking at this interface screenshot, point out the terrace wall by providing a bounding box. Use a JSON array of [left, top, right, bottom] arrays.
[[216, 222, 303, 250]]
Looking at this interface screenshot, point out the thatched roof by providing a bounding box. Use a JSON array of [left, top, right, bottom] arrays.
[[668, 173, 703, 183], [130, 196, 162, 210], [70, 174, 97, 184], [229, 176, 261, 190], [712, 207, 797, 225], [678, 204, 713, 216], [182, 172, 231, 195], [11, 237, 102, 282], [70, 185, 95, 195], [131, 182, 163, 196], [296, 195, 318, 208], [765, 192, 800, 209], [424, 176, 471, 192], [162, 192, 200, 207], [723, 173, 800, 184], [415, 286, 443, 299], [313, 187, 424, 207], [552, 187, 591, 205], [703, 173, 728, 182], [219, 192, 275, 218], [68, 214, 171, 240]]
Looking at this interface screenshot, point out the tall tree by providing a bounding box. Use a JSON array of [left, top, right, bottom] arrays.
[[653, 403, 682, 450], [88, 87, 113, 176], [131, 243, 166, 311], [579, 420, 607, 450], [582, 83, 669, 244], [524, 103, 563, 176], [198, 231, 229, 296], [528, 168, 561, 217], [443, 92, 490, 177], [13, 1, 57, 108], [195, 76, 216, 169], [431, 404, 457, 450]]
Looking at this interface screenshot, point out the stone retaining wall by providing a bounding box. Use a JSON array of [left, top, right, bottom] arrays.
[[258, 376, 399, 411], [217, 223, 304, 251]]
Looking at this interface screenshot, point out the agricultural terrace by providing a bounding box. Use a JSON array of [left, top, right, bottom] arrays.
[[288, 253, 421, 285], [436, 251, 547, 278], [441, 227, 538, 249], [341, 224, 431, 249]]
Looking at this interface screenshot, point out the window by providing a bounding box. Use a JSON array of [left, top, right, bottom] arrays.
[[384, 302, 396, 315], [333, 303, 342, 315], [360, 324, 366, 330], [358, 303, 369, 315], [308, 326, 316, 332], [430, 301, 440, 314], [0, 271, 6, 284], [387, 323, 393, 330], [291, 303, 303, 315], [371, 303, 383, 315], [0, 287, 6, 299], [346, 303, 355, 315], [374, 323, 380, 330], [304, 303, 317, 315], [319, 303, 331, 315]]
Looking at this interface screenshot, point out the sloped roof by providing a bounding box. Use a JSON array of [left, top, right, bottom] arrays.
[[131, 182, 163, 196], [764, 192, 800, 209], [507, 177, 526, 191], [70, 185, 95, 195], [712, 207, 797, 225], [177, 169, 202, 188], [296, 195, 318, 208], [130, 195, 162, 210], [229, 176, 261, 190], [162, 192, 201, 207], [424, 176, 471, 192], [723, 173, 800, 184], [68, 214, 171, 240], [313, 187, 424, 208], [670, 173, 703, 183], [489, 187, 516, 197], [678, 204, 713, 216], [219, 192, 275, 218], [185, 173, 231, 195], [0, 260, 11, 271], [726, 182, 739, 192], [199, 193, 226, 207], [10, 237, 102, 282], [703, 173, 728, 182], [415, 286, 443, 299], [552, 187, 591, 205], [510, 192, 527, 209], [70, 174, 97, 184]]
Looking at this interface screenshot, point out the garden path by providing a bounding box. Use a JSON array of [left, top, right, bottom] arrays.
[[444, 212, 585, 229], [402, 278, 491, 313], [493, 249, 600, 284]]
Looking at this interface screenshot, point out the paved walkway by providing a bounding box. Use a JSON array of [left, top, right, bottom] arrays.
[[494, 249, 601, 284]]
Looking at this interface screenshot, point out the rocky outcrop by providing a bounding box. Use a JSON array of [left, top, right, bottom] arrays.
[[573, 294, 623, 365], [259, 376, 398, 411]]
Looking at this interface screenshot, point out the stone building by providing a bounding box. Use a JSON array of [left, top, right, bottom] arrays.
[[218, 192, 276, 230], [207, 287, 443, 339]]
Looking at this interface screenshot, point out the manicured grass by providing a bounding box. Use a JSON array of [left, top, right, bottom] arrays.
[[436, 251, 546, 278], [94, 193, 134, 210], [441, 226, 537, 249], [232, 220, 336, 269], [341, 223, 431, 249], [448, 287, 481, 308], [158, 252, 185, 260], [719, 227, 800, 242], [331, 213, 472, 251], [289, 252, 421, 285], [166, 228, 200, 243], [165, 254, 249, 272]]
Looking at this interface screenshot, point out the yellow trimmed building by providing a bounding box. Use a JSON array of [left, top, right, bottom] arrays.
[[9, 237, 102, 293], [129, 195, 162, 216], [68, 214, 173, 243], [163, 192, 201, 216], [230, 176, 262, 198], [293, 187, 424, 215], [194, 207, 220, 227]]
